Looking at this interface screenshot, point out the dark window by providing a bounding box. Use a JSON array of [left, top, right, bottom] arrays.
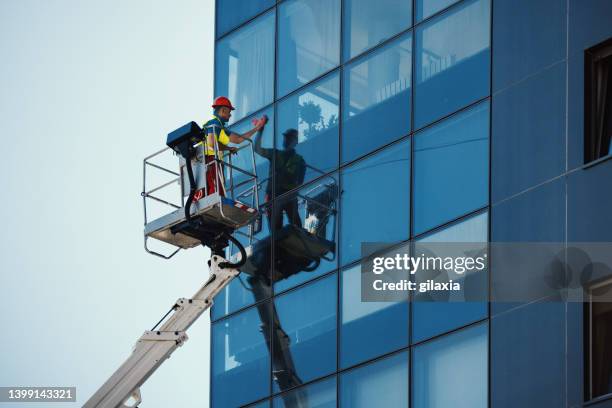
[[585, 38, 612, 163], [585, 279, 612, 400]]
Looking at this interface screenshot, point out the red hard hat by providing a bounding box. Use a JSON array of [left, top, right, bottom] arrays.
[[212, 96, 235, 110]]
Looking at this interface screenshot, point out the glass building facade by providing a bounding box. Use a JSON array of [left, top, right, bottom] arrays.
[[212, 0, 612, 407]]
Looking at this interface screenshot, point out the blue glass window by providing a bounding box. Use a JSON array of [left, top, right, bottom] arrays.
[[216, 0, 276, 38], [413, 211, 488, 343], [416, 0, 461, 22], [212, 303, 272, 407], [340, 264, 409, 368], [272, 175, 339, 293], [215, 11, 275, 123], [340, 139, 410, 266], [228, 105, 275, 205], [247, 402, 270, 408], [413, 101, 489, 235], [212, 201, 273, 321], [273, 274, 337, 392], [340, 351, 409, 407], [273, 376, 336, 407], [413, 323, 488, 408], [414, 0, 490, 129], [277, 0, 340, 97], [276, 72, 339, 192], [343, 0, 412, 61], [342, 33, 412, 164]]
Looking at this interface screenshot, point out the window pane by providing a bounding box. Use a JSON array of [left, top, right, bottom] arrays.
[[277, 0, 340, 97], [216, 0, 276, 38], [343, 0, 412, 60], [213, 201, 273, 321], [212, 304, 272, 407], [340, 351, 409, 407], [413, 323, 488, 408], [247, 402, 270, 408], [340, 139, 410, 266], [229, 105, 275, 205], [276, 72, 339, 192], [589, 281, 612, 399], [414, 0, 490, 129], [341, 264, 409, 368], [215, 11, 275, 123], [273, 274, 337, 392], [342, 33, 412, 164], [413, 101, 489, 235], [416, 0, 461, 22], [272, 175, 339, 293], [413, 211, 488, 342], [273, 376, 336, 408]]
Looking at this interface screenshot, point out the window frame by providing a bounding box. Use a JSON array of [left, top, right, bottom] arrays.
[[584, 277, 612, 402], [584, 37, 612, 164]]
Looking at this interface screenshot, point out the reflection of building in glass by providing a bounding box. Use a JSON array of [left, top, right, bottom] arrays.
[[212, 0, 612, 406]]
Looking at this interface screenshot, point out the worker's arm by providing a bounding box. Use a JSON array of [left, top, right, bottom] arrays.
[[253, 129, 273, 159], [228, 116, 267, 144]]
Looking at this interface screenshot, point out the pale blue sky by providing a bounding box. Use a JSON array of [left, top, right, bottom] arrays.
[[0, 1, 216, 406]]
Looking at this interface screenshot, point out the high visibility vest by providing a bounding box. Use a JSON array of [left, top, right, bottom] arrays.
[[200, 115, 230, 158]]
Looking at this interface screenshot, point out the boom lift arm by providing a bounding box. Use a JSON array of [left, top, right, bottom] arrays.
[[84, 256, 238, 408]]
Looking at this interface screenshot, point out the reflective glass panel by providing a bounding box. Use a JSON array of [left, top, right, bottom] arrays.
[[340, 264, 409, 368], [228, 105, 275, 205], [273, 274, 337, 392], [343, 0, 412, 60], [414, 0, 490, 129], [413, 323, 488, 408], [413, 211, 488, 342], [212, 201, 273, 321], [272, 175, 339, 293], [216, 0, 276, 38], [212, 303, 272, 407], [277, 0, 340, 97], [340, 351, 409, 407], [215, 11, 275, 122], [342, 33, 412, 164], [340, 139, 410, 266], [276, 72, 339, 193], [273, 376, 336, 408], [416, 0, 461, 22], [413, 101, 489, 235]]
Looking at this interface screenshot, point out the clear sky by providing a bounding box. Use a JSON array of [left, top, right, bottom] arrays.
[[0, 1, 216, 406]]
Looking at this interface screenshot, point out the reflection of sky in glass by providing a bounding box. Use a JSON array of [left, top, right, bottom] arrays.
[[216, 10, 275, 123]]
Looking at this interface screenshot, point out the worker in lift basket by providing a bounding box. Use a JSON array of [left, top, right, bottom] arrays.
[[197, 96, 266, 198]]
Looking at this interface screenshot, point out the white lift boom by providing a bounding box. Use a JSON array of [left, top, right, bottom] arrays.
[[83, 256, 238, 408]]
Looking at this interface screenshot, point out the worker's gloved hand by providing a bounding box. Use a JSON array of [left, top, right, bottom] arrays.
[[228, 146, 238, 155], [252, 115, 268, 131]]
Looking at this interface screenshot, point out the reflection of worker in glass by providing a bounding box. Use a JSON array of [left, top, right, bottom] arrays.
[[254, 128, 306, 229]]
